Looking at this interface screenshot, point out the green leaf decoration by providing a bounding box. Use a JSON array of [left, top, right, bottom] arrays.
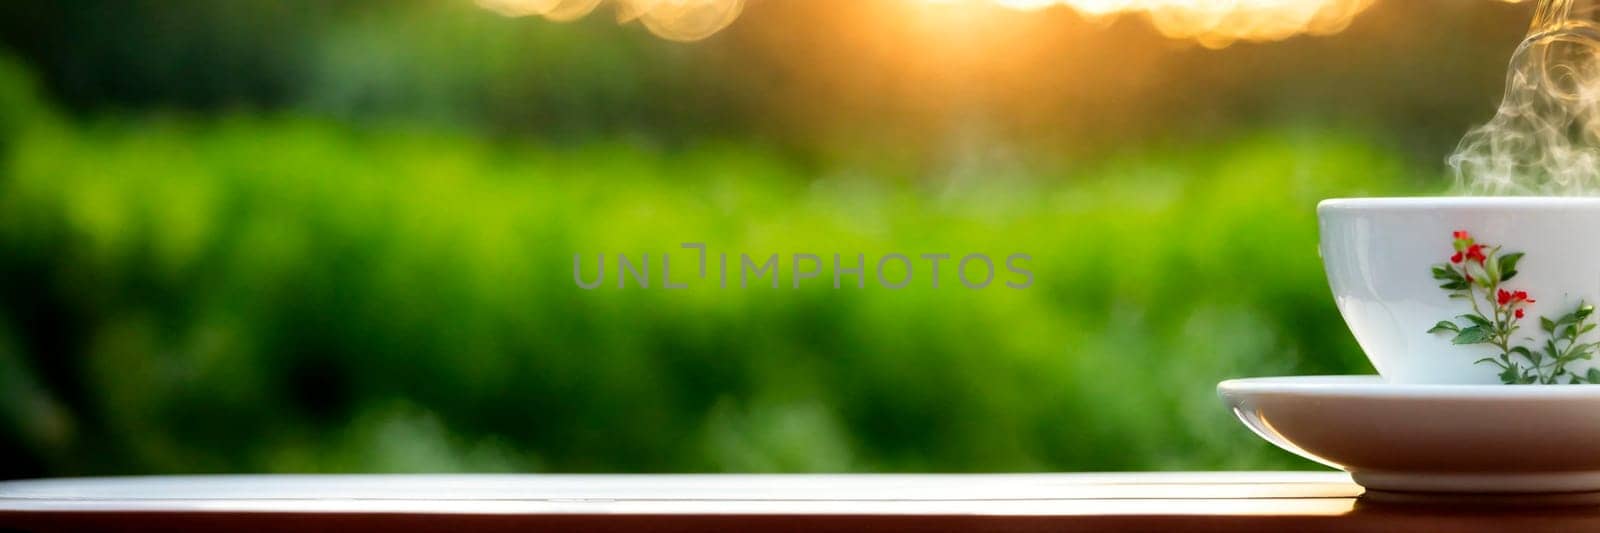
[[1543, 316, 1558, 334], [1589, 368, 1600, 384], [1512, 346, 1537, 364], [1427, 321, 1460, 334], [1499, 365, 1521, 384], [1498, 252, 1524, 278], [1459, 314, 1493, 328], [1452, 325, 1492, 345]]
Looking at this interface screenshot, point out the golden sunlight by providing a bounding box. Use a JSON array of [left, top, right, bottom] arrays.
[[477, 0, 744, 41], [478, 0, 1392, 46], [979, 0, 1379, 48]]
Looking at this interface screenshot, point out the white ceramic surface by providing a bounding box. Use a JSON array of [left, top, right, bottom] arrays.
[[1319, 197, 1600, 384], [1220, 375, 1600, 493]]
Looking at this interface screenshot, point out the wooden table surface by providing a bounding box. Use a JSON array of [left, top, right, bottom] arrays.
[[4, 472, 1600, 531]]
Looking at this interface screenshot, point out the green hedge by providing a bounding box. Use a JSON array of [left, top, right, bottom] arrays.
[[0, 55, 1416, 476]]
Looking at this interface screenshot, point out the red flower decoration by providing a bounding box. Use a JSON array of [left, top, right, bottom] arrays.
[[1430, 229, 1595, 383], [1498, 289, 1535, 306], [1465, 244, 1487, 264]]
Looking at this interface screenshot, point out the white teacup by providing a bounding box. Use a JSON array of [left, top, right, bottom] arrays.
[[1319, 197, 1600, 384]]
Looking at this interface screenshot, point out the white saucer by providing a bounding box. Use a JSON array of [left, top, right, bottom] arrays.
[[1219, 375, 1600, 494]]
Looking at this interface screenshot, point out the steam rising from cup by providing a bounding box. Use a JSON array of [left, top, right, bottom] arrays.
[[1451, 1, 1600, 196]]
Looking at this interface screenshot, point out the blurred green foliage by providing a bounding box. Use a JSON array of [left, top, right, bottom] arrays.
[[3, 0, 1531, 478], [0, 44, 1427, 477]]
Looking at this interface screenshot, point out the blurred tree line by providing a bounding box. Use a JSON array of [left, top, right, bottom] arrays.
[[0, 0, 1536, 168]]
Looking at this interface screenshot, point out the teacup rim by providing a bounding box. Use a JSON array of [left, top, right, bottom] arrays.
[[1320, 196, 1600, 211]]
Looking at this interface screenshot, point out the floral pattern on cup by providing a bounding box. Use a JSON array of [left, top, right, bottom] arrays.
[[1428, 230, 1600, 384]]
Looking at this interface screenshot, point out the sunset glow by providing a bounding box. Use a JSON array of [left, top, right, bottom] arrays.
[[923, 0, 1379, 47], [479, 0, 1391, 46], [477, 0, 745, 41]]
